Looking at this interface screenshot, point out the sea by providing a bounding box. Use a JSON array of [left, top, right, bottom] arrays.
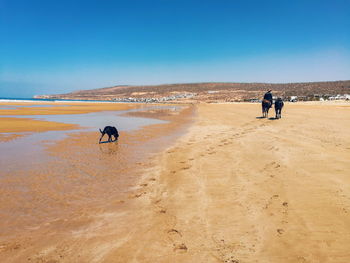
[[0, 97, 116, 103]]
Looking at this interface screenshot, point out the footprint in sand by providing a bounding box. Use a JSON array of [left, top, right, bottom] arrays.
[[0, 242, 21, 252], [153, 199, 161, 204], [132, 192, 146, 198], [277, 228, 285, 235], [212, 239, 240, 263], [265, 195, 290, 226], [269, 161, 281, 168], [173, 243, 188, 252], [263, 162, 281, 171], [167, 229, 182, 237], [263, 195, 280, 209], [167, 229, 187, 253], [282, 202, 289, 216], [296, 256, 307, 263]]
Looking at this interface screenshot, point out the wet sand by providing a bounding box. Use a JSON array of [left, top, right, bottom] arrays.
[[0, 115, 77, 133], [0, 102, 135, 116], [1, 102, 350, 262], [0, 102, 194, 262], [0, 102, 136, 142]]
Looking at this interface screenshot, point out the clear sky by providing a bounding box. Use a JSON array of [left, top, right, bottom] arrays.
[[1, 0, 349, 98]]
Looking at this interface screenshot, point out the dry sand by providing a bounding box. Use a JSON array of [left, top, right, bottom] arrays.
[[1, 102, 350, 262]]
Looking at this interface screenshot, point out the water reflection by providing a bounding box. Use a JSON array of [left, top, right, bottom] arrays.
[[0, 106, 169, 173], [1, 110, 166, 131], [98, 141, 119, 155]]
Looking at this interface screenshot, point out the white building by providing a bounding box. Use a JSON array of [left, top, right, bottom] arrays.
[[290, 96, 298, 102]]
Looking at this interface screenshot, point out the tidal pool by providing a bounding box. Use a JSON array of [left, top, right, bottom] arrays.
[[0, 106, 171, 173]]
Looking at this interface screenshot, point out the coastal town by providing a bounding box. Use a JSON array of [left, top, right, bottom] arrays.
[[35, 80, 350, 103]]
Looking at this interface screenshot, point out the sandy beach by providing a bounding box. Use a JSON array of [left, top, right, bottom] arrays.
[[0, 102, 350, 262], [0, 102, 138, 142]]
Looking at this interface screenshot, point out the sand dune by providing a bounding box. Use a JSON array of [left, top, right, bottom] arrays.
[[1, 102, 349, 262]]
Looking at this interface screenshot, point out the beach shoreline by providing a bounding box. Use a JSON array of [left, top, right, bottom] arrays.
[[0, 102, 349, 262]]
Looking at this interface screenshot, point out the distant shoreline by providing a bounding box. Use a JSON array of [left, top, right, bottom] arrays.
[[0, 97, 128, 103], [33, 80, 350, 103]]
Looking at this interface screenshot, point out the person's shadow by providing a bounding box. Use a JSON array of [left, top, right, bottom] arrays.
[[256, 116, 265, 119]]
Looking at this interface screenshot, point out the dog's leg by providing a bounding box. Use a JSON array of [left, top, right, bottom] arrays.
[[99, 133, 105, 143]]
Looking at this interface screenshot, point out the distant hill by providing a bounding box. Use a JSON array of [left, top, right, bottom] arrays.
[[36, 80, 350, 102]]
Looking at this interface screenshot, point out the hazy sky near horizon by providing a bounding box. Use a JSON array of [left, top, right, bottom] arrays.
[[1, 0, 350, 97]]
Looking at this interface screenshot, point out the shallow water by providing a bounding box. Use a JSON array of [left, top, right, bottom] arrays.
[[0, 104, 73, 109], [0, 106, 16, 110], [0, 106, 170, 173], [0, 104, 193, 238], [2, 110, 166, 131], [19, 104, 73, 108]]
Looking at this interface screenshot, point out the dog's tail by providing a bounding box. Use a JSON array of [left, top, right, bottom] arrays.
[[99, 128, 103, 134]]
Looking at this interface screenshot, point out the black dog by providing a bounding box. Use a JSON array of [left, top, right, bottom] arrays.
[[275, 98, 284, 119], [99, 126, 119, 143]]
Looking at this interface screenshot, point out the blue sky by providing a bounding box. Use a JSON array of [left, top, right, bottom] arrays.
[[1, 0, 349, 97]]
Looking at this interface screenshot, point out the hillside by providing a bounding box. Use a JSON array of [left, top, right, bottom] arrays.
[[36, 80, 350, 102]]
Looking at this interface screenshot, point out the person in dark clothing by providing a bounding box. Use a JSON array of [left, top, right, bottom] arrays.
[[263, 90, 273, 106]]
